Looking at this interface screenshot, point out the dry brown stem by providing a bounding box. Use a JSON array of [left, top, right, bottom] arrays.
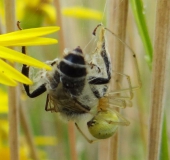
[[54, 0, 65, 55], [54, 1, 78, 160], [19, 101, 39, 160], [4, 0, 19, 160], [148, 0, 170, 159], [105, 0, 128, 160], [68, 122, 78, 160]]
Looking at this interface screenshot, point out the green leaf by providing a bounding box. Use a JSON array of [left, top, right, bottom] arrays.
[[130, 0, 153, 68]]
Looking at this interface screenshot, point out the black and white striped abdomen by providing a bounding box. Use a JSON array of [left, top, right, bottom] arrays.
[[58, 46, 87, 96]]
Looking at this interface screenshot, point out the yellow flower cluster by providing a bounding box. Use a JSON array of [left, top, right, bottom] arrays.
[[62, 6, 102, 20], [0, 26, 60, 86]]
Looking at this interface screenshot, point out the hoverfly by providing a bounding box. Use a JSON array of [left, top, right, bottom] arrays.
[[21, 23, 141, 142], [21, 23, 112, 118]]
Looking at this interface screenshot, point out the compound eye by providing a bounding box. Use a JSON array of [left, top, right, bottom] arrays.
[[73, 46, 83, 54], [87, 110, 119, 139]]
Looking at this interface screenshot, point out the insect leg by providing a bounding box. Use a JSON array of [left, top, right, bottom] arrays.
[[21, 46, 47, 98], [89, 27, 111, 85], [45, 94, 50, 111], [18, 21, 47, 98]]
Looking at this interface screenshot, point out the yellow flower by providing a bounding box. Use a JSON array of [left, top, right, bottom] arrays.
[[0, 147, 30, 160], [0, 89, 8, 113], [0, 26, 60, 86], [34, 136, 57, 146], [0, 118, 52, 159], [16, 0, 56, 28], [0, 1, 5, 24], [62, 6, 103, 21]]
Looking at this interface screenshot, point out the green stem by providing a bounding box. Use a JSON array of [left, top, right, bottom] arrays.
[[160, 113, 169, 160]]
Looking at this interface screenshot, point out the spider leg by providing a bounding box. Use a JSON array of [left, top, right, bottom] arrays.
[[75, 123, 98, 143], [109, 109, 130, 126], [104, 27, 142, 90]]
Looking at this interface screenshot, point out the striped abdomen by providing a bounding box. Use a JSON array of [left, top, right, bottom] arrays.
[[59, 46, 87, 96]]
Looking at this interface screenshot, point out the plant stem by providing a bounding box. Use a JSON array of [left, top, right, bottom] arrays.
[[107, 0, 128, 160], [19, 101, 39, 160], [130, 0, 153, 69], [54, 1, 78, 160], [160, 114, 169, 160], [4, 0, 19, 160], [148, 0, 170, 159], [7, 87, 19, 160], [98, 139, 110, 160], [54, 0, 65, 54], [68, 122, 78, 160]]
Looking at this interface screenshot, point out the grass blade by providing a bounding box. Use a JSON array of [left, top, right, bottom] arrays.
[[130, 0, 153, 68]]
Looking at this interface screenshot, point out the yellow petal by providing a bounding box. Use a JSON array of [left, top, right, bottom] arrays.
[[0, 46, 52, 70], [62, 6, 102, 20], [0, 71, 17, 86], [0, 90, 8, 113], [0, 26, 60, 45], [1, 37, 58, 46], [0, 59, 33, 85]]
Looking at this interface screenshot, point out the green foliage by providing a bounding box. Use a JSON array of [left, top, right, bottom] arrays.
[[130, 0, 153, 68], [130, 0, 169, 159]]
